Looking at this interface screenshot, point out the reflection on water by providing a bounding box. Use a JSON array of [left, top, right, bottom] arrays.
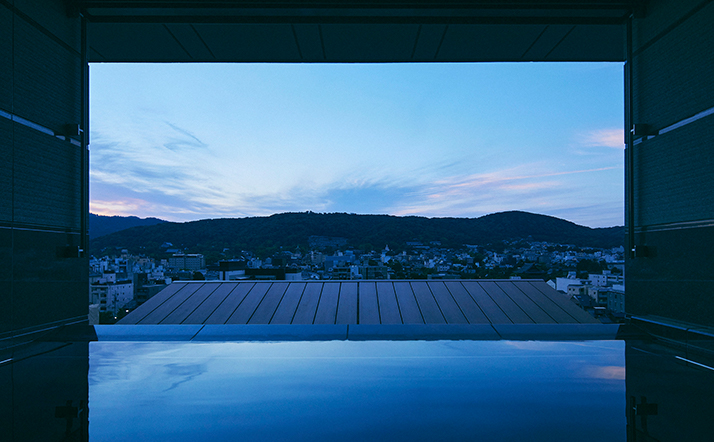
[[4, 336, 713, 441], [625, 340, 714, 441], [89, 340, 625, 442], [0, 342, 89, 441]]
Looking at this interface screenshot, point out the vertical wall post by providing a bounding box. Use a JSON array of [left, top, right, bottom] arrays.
[[81, 13, 89, 256], [625, 15, 635, 259]]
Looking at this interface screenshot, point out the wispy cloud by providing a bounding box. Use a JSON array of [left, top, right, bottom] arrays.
[[163, 122, 206, 151], [90, 198, 152, 216], [90, 130, 624, 227], [90, 115, 461, 221], [430, 165, 618, 191], [581, 129, 625, 149], [90, 63, 625, 226], [385, 163, 622, 226], [90, 117, 237, 220], [90, 197, 209, 218]]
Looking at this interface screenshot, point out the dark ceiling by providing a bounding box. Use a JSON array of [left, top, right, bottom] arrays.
[[78, 1, 644, 62]]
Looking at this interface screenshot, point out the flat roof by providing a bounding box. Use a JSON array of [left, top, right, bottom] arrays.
[[119, 279, 599, 327]]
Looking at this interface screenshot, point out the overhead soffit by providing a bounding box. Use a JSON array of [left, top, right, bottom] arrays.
[[78, 1, 643, 62]]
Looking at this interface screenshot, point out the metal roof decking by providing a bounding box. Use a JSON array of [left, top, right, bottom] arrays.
[[119, 279, 598, 326]]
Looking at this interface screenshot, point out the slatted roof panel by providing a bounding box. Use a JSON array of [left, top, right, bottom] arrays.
[[119, 280, 599, 325], [80, 1, 640, 62]]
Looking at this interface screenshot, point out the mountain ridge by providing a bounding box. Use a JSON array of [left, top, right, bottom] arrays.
[[89, 211, 624, 257], [90, 213, 168, 240]]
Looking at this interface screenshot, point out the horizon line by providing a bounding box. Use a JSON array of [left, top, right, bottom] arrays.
[[89, 210, 624, 229]]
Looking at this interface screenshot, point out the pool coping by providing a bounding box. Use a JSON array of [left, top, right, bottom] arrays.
[[38, 323, 628, 342]]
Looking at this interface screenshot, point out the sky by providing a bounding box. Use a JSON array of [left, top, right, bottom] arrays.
[[89, 62, 624, 227]]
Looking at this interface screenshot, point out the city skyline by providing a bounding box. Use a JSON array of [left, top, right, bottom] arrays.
[[90, 62, 624, 227]]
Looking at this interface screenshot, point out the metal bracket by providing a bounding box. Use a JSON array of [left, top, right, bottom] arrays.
[[632, 245, 651, 258], [631, 124, 650, 137]]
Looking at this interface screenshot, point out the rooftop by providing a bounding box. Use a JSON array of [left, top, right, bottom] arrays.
[[120, 279, 597, 325]]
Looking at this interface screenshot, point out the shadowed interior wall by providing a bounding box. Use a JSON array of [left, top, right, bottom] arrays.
[[0, 0, 87, 336], [627, 0, 714, 327], [2, 0, 713, 334]]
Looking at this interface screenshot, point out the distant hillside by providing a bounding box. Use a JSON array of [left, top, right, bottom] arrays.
[[90, 211, 623, 256], [89, 213, 168, 240]]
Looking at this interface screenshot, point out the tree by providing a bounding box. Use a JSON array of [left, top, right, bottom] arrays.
[[99, 311, 117, 324], [576, 259, 603, 274]]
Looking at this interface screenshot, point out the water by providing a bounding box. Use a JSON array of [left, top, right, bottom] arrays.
[[89, 340, 625, 441]]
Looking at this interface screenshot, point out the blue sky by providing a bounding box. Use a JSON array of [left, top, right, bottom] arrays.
[[89, 62, 624, 227]]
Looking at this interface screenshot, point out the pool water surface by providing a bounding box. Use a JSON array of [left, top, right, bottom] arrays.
[[89, 340, 625, 441]]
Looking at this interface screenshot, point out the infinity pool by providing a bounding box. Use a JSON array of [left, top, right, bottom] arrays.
[[89, 340, 625, 441]]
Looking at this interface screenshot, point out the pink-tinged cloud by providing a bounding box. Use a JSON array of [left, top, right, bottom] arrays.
[[432, 165, 619, 191], [580, 365, 626, 380], [582, 129, 625, 148], [90, 198, 196, 218], [388, 163, 623, 226], [420, 166, 618, 199], [90, 199, 147, 217]]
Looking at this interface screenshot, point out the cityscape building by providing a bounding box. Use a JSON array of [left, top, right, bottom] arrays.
[[168, 253, 206, 271]]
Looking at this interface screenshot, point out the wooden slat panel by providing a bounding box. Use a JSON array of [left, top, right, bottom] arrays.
[[393, 281, 423, 324], [411, 281, 445, 324], [183, 283, 238, 324], [314, 283, 340, 324], [359, 282, 380, 324], [478, 281, 533, 324], [119, 282, 187, 324], [335, 282, 358, 324], [161, 283, 219, 324], [443, 281, 490, 324], [376, 282, 401, 324], [271, 282, 306, 324], [429, 281, 468, 324], [460, 281, 512, 324], [226, 283, 271, 324], [292, 282, 323, 324], [249, 282, 289, 324], [516, 281, 578, 324], [204, 282, 255, 324], [138, 283, 204, 324], [498, 281, 556, 324], [529, 281, 598, 324]]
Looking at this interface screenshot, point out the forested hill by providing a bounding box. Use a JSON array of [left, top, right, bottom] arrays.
[[90, 211, 624, 256], [89, 213, 167, 240]]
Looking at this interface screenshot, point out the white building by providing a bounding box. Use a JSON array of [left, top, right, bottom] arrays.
[[567, 284, 599, 301], [91, 281, 134, 315], [556, 276, 583, 292], [589, 273, 608, 287]]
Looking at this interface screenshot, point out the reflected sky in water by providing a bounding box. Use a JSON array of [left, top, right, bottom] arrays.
[[89, 340, 625, 442]]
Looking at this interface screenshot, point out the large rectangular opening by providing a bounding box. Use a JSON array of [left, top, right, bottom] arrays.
[[87, 62, 625, 323]]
